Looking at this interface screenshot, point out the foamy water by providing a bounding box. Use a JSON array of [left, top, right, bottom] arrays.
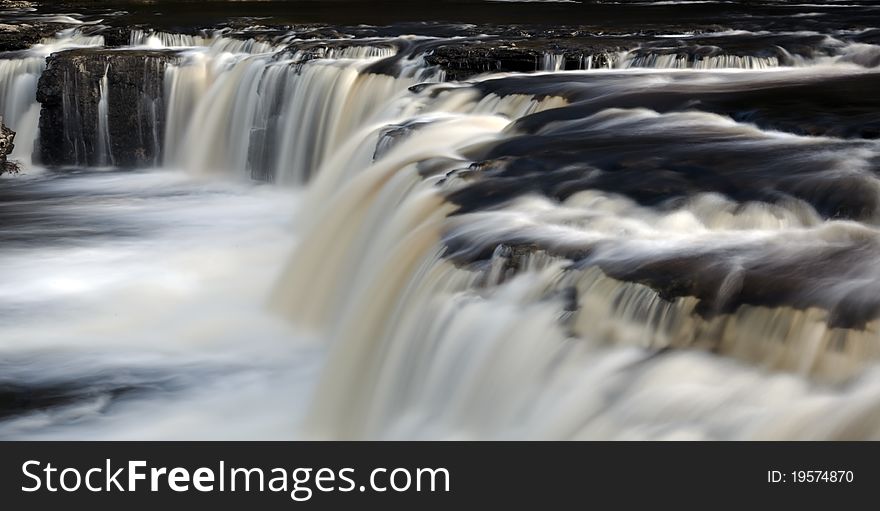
[[0, 169, 322, 439]]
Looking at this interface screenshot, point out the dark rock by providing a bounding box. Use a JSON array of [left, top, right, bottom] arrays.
[[101, 26, 133, 48], [0, 117, 17, 174], [426, 44, 546, 80], [0, 22, 59, 52], [422, 38, 624, 80], [0, 118, 14, 158], [36, 49, 178, 168]]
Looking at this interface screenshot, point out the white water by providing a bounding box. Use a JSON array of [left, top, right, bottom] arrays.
[[0, 171, 315, 439], [266, 81, 880, 438], [557, 50, 782, 70], [0, 57, 42, 165], [0, 29, 104, 166], [545, 51, 779, 72], [161, 36, 440, 183], [95, 64, 113, 167], [542, 35, 880, 71], [130, 29, 217, 49], [541, 53, 565, 71]]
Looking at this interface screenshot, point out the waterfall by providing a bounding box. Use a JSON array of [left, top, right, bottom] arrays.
[[6, 16, 880, 440], [162, 38, 440, 183], [130, 29, 216, 48], [95, 64, 113, 167], [541, 53, 565, 71], [264, 63, 880, 438], [0, 29, 103, 166], [131, 29, 281, 54], [0, 57, 42, 166], [565, 41, 880, 71], [617, 51, 780, 69], [17, 30, 879, 174], [562, 50, 782, 70], [270, 115, 509, 329]]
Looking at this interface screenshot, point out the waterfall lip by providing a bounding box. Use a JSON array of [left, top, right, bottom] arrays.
[[463, 66, 880, 137], [158, 29, 446, 182]]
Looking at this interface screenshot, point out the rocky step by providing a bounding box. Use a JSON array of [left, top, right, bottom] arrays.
[[36, 49, 178, 168]]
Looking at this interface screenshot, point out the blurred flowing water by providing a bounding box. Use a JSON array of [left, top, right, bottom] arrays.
[[3, 1, 880, 439]]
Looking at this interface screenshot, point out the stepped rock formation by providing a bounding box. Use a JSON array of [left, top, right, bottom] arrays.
[[36, 49, 176, 167]]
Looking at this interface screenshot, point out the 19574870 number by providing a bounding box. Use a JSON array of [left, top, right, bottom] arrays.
[[768, 471, 854, 483]]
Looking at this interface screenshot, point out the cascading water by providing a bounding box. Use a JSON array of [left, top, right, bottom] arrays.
[[130, 29, 216, 49], [0, 57, 42, 165], [541, 53, 565, 71], [4, 4, 880, 440], [538, 30, 880, 71], [95, 64, 113, 167], [159, 35, 440, 183], [0, 29, 103, 166], [263, 66, 880, 439]]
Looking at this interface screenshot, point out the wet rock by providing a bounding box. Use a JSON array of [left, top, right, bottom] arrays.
[[0, 117, 17, 174], [36, 49, 178, 168], [101, 26, 133, 48], [0, 119, 14, 157], [0, 22, 59, 52], [426, 44, 547, 80], [423, 38, 629, 80]]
